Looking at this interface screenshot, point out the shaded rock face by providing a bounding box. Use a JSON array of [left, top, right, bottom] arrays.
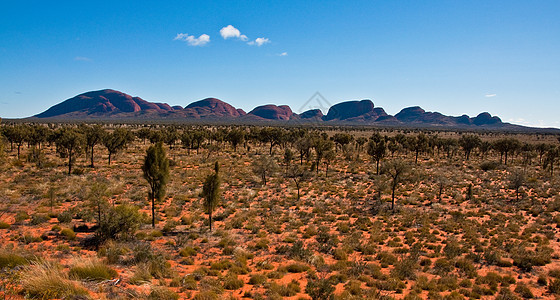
[[185, 98, 246, 118], [34, 89, 170, 118], [299, 109, 324, 119], [324, 100, 375, 121], [473, 112, 502, 126], [248, 104, 294, 120], [394, 106, 426, 122]]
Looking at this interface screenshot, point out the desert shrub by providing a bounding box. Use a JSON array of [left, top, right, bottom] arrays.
[[0, 221, 10, 229], [276, 240, 312, 261], [376, 251, 397, 266], [391, 257, 418, 280], [306, 277, 335, 300], [249, 273, 267, 285], [97, 204, 142, 242], [433, 258, 453, 275], [454, 259, 477, 278], [316, 226, 339, 254], [549, 278, 560, 294], [14, 211, 29, 223], [57, 210, 73, 223], [333, 248, 348, 260], [511, 245, 553, 272], [513, 283, 533, 298], [129, 263, 152, 285], [148, 286, 179, 300], [0, 250, 29, 268], [284, 262, 310, 273], [443, 239, 463, 259], [223, 274, 244, 290], [179, 246, 197, 257], [193, 291, 219, 300], [480, 161, 500, 171], [495, 288, 519, 300], [69, 258, 118, 281], [30, 213, 49, 225], [60, 228, 76, 240], [98, 240, 128, 264], [21, 261, 89, 299], [132, 243, 171, 278]]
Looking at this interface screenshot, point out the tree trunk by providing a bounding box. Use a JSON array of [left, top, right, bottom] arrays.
[[151, 195, 155, 228], [209, 210, 213, 231], [108, 152, 112, 165], [68, 150, 73, 175], [391, 185, 396, 210], [90, 146, 95, 168]]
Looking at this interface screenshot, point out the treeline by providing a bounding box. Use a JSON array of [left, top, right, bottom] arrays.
[[0, 123, 559, 176]]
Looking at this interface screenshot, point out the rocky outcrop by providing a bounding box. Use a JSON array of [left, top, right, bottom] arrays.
[[184, 98, 246, 118], [247, 105, 294, 120]]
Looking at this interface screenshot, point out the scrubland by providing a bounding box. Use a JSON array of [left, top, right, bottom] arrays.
[[0, 124, 559, 299]]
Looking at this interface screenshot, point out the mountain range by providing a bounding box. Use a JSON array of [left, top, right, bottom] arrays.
[[30, 89, 517, 129]]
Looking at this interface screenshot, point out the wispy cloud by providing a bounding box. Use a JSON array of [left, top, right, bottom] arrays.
[[219, 25, 248, 41], [485, 93, 497, 98], [74, 56, 92, 62], [249, 37, 270, 46], [174, 33, 210, 46], [278, 52, 288, 56]]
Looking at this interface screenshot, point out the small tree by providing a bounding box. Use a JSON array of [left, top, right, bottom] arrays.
[[142, 142, 170, 228], [84, 125, 106, 168], [459, 134, 481, 160], [104, 128, 134, 165], [87, 180, 110, 227], [55, 128, 85, 175], [202, 162, 221, 231], [382, 159, 409, 210], [286, 164, 311, 200], [252, 154, 277, 185], [509, 170, 526, 201], [367, 139, 386, 175], [323, 149, 336, 177]]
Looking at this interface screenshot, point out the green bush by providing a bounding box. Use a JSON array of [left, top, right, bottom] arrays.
[[97, 204, 142, 242], [60, 228, 76, 240], [0, 221, 10, 229], [0, 250, 29, 268]]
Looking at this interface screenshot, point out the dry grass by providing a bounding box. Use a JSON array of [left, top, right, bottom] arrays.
[[21, 260, 89, 299]]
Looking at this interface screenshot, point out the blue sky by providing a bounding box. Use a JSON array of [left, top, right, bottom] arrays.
[[1, 1, 559, 127]]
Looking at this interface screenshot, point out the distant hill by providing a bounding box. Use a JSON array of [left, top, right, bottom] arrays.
[[27, 89, 555, 132]]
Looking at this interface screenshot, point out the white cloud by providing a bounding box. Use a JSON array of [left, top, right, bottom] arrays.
[[174, 33, 210, 46], [485, 93, 497, 98], [278, 52, 288, 56], [220, 25, 248, 41], [249, 37, 270, 46], [74, 56, 91, 61]]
